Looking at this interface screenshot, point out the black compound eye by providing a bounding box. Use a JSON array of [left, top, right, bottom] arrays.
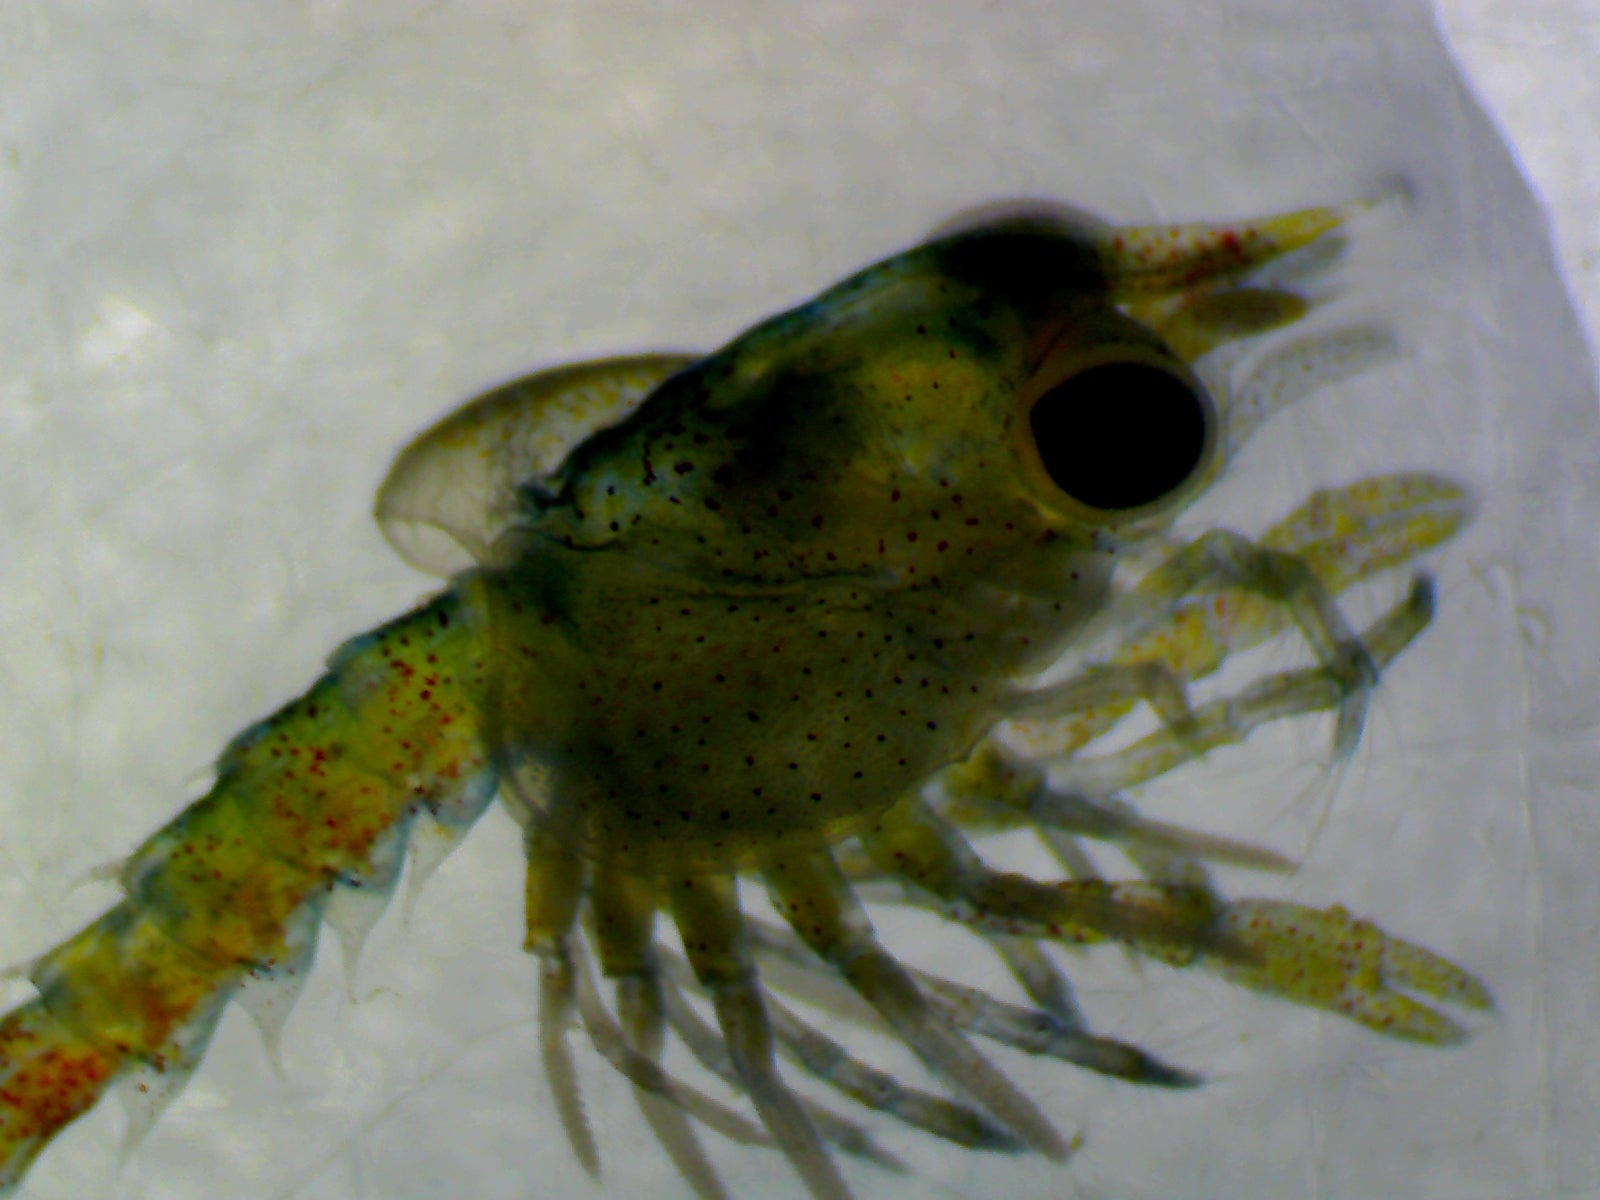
[[1028, 362, 1211, 511]]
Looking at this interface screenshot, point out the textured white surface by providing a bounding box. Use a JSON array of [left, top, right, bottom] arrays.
[[0, 3, 1595, 1199], [1438, 0, 1600, 363]]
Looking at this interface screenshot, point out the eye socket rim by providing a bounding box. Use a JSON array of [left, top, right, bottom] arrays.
[[1014, 338, 1219, 524]]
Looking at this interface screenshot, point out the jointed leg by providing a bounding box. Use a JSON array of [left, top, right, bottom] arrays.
[[527, 828, 760, 1193], [863, 796, 1490, 1043], [567, 938, 770, 1144], [764, 850, 1068, 1160], [1012, 474, 1468, 762], [657, 961, 954, 1163], [1002, 659, 1197, 734], [589, 859, 728, 1200], [747, 918, 1195, 1088], [938, 742, 1296, 873], [667, 872, 851, 1200], [1057, 577, 1433, 795], [862, 796, 1228, 961], [928, 576, 1434, 895], [987, 932, 1084, 1024], [523, 826, 599, 1178], [1097, 528, 1380, 757]]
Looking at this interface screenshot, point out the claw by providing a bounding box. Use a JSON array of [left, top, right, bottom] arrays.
[[1208, 900, 1492, 1043]]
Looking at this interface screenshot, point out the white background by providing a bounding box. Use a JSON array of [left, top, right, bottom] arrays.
[[0, 3, 1596, 1199]]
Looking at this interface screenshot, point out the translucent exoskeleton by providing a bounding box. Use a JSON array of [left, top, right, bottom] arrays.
[[0, 200, 1490, 1199]]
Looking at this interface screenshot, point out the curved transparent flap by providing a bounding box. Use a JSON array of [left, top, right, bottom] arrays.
[[376, 354, 694, 575]]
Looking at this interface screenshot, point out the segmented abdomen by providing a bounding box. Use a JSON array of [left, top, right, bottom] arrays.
[[0, 589, 492, 1190]]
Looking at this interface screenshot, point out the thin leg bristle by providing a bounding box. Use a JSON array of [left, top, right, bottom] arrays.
[[657, 971, 915, 1169], [669, 874, 854, 1200], [766, 852, 1070, 1162], [538, 945, 600, 1179], [617, 974, 731, 1200]]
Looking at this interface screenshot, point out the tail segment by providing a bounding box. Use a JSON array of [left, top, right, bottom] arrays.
[[0, 589, 493, 1191]]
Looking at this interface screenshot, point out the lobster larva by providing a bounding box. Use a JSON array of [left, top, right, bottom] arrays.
[[0, 200, 1490, 1198]]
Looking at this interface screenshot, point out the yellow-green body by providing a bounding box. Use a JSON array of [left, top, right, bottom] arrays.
[[473, 216, 1252, 873], [0, 598, 488, 1186], [0, 200, 1490, 1199]]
